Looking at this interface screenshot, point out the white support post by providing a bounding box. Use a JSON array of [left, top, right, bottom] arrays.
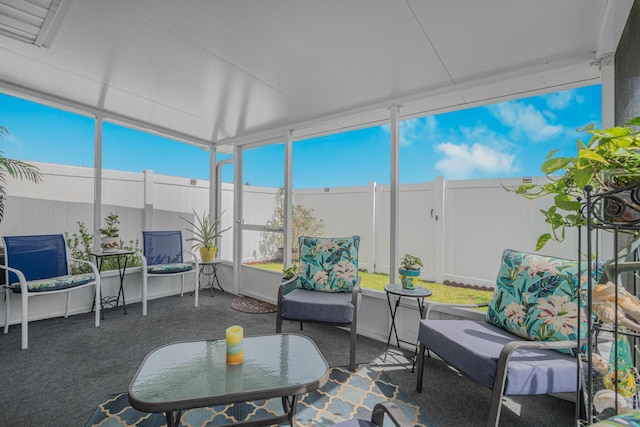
[[600, 53, 615, 127], [284, 131, 293, 268], [93, 115, 103, 251], [233, 144, 243, 295], [389, 105, 400, 284], [209, 147, 218, 247], [368, 181, 377, 273]]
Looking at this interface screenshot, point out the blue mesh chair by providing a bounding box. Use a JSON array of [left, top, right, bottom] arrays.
[[276, 236, 362, 370], [141, 231, 198, 315], [2, 234, 101, 349]]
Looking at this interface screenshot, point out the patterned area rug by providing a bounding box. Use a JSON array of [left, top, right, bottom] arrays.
[[229, 296, 277, 314], [85, 365, 436, 426]]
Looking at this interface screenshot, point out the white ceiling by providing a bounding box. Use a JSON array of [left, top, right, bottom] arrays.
[[0, 0, 634, 150]]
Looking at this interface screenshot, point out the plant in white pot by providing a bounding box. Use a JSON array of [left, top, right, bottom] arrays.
[[399, 253, 423, 290], [99, 212, 120, 251], [181, 209, 231, 262]]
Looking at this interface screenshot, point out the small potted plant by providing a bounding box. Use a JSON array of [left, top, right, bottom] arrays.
[[99, 212, 120, 251], [282, 264, 299, 282], [399, 253, 423, 290], [180, 209, 231, 262]]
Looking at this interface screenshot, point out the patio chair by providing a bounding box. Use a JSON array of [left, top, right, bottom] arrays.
[[1, 234, 101, 349], [141, 230, 199, 316], [276, 235, 361, 370], [332, 401, 412, 427]]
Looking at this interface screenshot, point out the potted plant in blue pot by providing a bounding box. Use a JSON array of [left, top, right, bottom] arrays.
[[399, 253, 423, 290]]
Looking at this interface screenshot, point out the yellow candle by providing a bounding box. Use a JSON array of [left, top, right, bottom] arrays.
[[226, 325, 243, 365]]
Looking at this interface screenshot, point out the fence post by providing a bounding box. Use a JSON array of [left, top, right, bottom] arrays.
[[143, 169, 154, 231], [434, 176, 445, 283]]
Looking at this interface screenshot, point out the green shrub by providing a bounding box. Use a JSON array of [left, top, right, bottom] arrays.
[[65, 221, 142, 274]]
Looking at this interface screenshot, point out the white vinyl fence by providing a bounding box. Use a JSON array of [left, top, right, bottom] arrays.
[[1, 162, 582, 288]]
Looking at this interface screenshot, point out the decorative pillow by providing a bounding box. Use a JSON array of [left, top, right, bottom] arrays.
[[147, 263, 193, 274], [9, 273, 95, 293], [297, 236, 360, 292], [486, 249, 591, 355]]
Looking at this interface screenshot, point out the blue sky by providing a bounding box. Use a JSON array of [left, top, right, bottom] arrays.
[[0, 85, 601, 189]]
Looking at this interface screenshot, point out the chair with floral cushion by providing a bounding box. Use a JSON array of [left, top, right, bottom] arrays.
[[276, 235, 361, 370], [416, 249, 590, 427], [1, 234, 101, 349], [141, 230, 199, 316]]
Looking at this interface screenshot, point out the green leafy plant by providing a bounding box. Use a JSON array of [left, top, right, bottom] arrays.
[[65, 221, 141, 274], [506, 117, 640, 250], [99, 212, 120, 237], [180, 209, 231, 250], [400, 253, 423, 270], [266, 186, 324, 254], [0, 125, 43, 221], [282, 264, 299, 280]]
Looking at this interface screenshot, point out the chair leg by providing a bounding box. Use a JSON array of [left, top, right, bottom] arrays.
[[193, 272, 199, 308], [180, 275, 184, 297], [276, 310, 282, 333], [21, 292, 28, 349], [416, 344, 426, 392], [142, 273, 148, 316], [349, 321, 357, 371], [64, 291, 70, 318], [4, 288, 9, 335]]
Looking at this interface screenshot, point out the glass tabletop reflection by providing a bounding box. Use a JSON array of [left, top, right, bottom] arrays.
[[128, 334, 328, 411]]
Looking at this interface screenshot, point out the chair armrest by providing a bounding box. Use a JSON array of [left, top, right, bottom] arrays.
[[370, 401, 412, 427], [423, 301, 489, 320], [277, 274, 299, 304], [0, 264, 28, 292], [69, 257, 100, 277], [184, 250, 199, 268], [352, 276, 362, 307]]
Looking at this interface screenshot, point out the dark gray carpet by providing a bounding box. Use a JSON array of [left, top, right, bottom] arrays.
[[0, 290, 577, 427]]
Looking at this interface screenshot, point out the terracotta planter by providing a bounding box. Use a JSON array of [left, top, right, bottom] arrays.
[[199, 246, 217, 262]]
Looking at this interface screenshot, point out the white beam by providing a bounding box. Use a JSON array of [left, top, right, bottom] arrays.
[[233, 144, 243, 295], [93, 115, 102, 251], [284, 130, 293, 268], [389, 105, 400, 284]]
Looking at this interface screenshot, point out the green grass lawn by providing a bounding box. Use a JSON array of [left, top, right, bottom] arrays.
[[249, 262, 493, 306]]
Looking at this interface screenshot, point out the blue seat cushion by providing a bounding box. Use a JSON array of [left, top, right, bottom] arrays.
[[419, 319, 577, 395], [8, 273, 95, 293], [147, 263, 192, 274], [280, 288, 359, 324]]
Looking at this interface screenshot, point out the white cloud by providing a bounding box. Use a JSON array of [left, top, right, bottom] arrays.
[[434, 142, 516, 180], [380, 116, 439, 146], [546, 91, 573, 109], [489, 101, 565, 142]]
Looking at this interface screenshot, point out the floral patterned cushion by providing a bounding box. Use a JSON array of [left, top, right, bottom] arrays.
[[9, 273, 95, 293], [297, 236, 360, 292], [147, 263, 193, 274], [486, 249, 588, 355]]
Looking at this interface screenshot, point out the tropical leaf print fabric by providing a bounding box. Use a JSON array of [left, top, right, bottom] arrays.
[[486, 249, 587, 355], [297, 236, 360, 292]]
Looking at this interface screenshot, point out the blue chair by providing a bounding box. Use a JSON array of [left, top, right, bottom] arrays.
[[276, 236, 361, 370], [141, 231, 198, 316], [2, 234, 101, 349]]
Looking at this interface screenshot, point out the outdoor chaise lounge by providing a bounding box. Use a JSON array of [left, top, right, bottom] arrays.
[[417, 249, 582, 427]]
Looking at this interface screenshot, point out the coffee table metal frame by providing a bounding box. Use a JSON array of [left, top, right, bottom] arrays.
[[128, 333, 329, 427]]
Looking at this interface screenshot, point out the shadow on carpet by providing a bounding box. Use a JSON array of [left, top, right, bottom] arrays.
[[85, 365, 436, 426]]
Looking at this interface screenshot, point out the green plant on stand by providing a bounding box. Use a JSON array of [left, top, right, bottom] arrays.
[[505, 117, 640, 250], [180, 209, 231, 262], [399, 253, 423, 290], [99, 212, 120, 251], [282, 264, 299, 282]]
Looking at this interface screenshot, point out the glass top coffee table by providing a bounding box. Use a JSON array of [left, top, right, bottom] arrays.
[[128, 333, 329, 427]]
